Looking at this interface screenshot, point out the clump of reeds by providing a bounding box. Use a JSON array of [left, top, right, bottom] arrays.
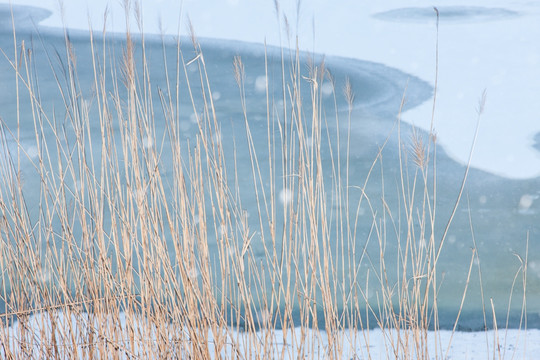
[[0, 2, 529, 359]]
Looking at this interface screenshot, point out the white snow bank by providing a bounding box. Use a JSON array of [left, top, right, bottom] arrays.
[[3, 311, 540, 359]]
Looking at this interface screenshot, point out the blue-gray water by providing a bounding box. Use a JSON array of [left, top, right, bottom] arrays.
[[0, 5, 538, 331]]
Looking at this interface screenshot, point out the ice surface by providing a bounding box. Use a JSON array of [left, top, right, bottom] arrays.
[[2, 0, 539, 179], [373, 6, 520, 24]]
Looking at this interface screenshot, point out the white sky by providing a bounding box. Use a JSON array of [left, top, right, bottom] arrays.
[[3, 0, 540, 179]]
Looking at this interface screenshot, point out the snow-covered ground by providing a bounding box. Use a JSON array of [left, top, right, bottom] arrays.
[[3, 311, 540, 359], [2, 0, 539, 179]]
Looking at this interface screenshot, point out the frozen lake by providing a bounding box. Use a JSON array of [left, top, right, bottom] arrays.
[[6, 0, 540, 179], [0, 3, 538, 331], [0, 2, 539, 358]]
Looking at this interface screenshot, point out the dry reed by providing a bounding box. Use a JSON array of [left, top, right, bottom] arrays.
[[0, 3, 529, 359]]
